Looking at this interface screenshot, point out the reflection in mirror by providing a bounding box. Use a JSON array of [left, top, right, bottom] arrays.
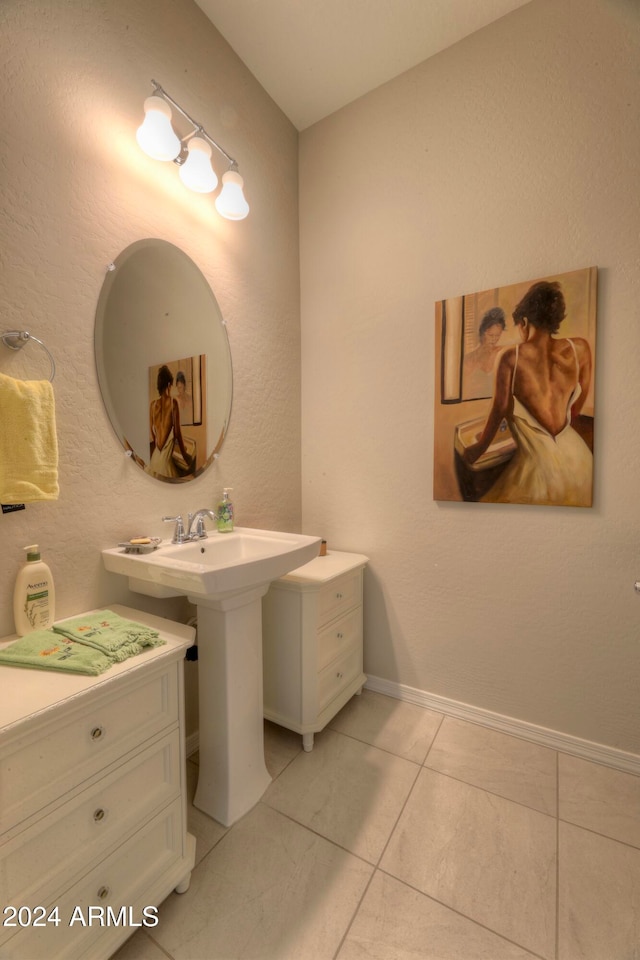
[[95, 239, 232, 482]]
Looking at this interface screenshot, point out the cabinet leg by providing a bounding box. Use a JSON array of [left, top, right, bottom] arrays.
[[302, 733, 314, 752], [355, 686, 363, 695], [175, 833, 196, 893], [175, 872, 192, 894]]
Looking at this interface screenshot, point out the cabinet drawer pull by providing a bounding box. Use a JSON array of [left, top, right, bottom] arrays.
[[335, 592, 343, 599], [336, 632, 343, 639], [336, 671, 344, 679], [96, 886, 110, 900], [90, 726, 105, 741], [93, 807, 106, 823]]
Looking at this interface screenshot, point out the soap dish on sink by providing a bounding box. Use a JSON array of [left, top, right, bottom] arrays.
[[117, 537, 162, 555]]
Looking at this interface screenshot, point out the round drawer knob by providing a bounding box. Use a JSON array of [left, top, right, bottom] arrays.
[[336, 671, 344, 679], [336, 592, 343, 599], [96, 886, 110, 901], [90, 726, 104, 741], [93, 808, 106, 823]]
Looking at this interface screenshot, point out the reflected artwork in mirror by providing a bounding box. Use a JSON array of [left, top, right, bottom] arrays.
[[95, 239, 232, 482]]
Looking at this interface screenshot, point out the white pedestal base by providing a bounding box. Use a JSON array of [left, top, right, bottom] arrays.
[[191, 585, 272, 827]]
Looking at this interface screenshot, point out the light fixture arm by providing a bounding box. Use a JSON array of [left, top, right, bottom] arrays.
[[150, 80, 236, 168]]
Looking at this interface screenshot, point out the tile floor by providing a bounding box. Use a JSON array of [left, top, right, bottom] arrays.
[[113, 691, 640, 960]]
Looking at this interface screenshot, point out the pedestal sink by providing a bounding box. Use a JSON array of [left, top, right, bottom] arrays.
[[102, 528, 321, 826]]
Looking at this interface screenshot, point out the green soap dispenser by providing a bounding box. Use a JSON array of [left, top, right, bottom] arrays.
[[217, 488, 234, 533]]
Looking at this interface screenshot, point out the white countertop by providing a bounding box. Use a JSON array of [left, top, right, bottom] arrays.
[[0, 604, 194, 732], [278, 550, 368, 585]]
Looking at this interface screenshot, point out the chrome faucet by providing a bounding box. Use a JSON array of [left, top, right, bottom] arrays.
[[186, 509, 219, 540], [162, 509, 219, 544], [162, 515, 186, 543]]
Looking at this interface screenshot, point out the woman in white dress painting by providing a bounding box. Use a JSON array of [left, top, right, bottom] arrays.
[[147, 364, 192, 479], [464, 280, 593, 507]]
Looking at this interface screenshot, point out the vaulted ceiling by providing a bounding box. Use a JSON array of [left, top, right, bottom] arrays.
[[195, 0, 532, 129]]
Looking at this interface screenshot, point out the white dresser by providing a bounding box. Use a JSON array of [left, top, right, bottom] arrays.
[[0, 604, 196, 960], [262, 550, 368, 751]]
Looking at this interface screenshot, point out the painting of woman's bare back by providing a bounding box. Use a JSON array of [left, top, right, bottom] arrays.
[[434, 267, 597, 507]]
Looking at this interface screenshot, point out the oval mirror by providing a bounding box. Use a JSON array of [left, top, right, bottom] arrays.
[[95, 239, 232, 482]]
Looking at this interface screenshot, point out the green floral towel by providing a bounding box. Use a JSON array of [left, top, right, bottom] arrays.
[[0, 630, 114, 675], [52, 609, 165, 662]]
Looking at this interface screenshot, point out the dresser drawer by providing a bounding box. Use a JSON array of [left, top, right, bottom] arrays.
[[0, 730, 180, 922], [318, 644, 362, 713], [0, 663, 179, 833], [1, 798, 184, 960], [317, 570, 361, 627], [317, 608, 362, 672]]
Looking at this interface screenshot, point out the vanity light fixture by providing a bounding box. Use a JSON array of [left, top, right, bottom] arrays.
[[136, 80, 249, 220]]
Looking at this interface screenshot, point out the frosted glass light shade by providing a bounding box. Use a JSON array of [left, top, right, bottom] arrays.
[[136, 96, 181, 161], [215, 170, 250, 220], [179, 137, 218, 193]]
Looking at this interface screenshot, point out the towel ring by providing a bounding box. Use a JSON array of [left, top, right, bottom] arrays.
[[1, 330, 56, 382]]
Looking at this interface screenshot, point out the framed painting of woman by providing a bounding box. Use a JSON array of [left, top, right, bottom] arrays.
[[434, 267, 597, 507]]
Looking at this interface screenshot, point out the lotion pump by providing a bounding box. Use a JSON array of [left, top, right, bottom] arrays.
[[13, 544, 56, 636], [217, 488, 234, 533]]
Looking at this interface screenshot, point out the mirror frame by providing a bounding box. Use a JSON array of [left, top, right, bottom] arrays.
[[94, 239, 232, 482]]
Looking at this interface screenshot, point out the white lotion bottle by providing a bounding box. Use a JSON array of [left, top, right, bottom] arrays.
[[13, 544, 56, 636]]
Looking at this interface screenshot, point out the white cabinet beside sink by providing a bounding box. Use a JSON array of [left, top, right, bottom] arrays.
[[0, 606, 195, 960], [263, 550, 368, 751]]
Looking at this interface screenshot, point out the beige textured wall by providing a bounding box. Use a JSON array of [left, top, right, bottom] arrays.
[[300, 0, 640, 753], [0, 0, 302, 736], [2, 0, 638, 757]]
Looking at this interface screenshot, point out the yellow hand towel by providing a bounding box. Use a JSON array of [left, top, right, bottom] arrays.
[[0, 372, 59, 503]]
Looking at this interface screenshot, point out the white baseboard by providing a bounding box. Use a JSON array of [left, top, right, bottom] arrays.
[[185, 678, 640, 776], [365, 675, 640, 776]]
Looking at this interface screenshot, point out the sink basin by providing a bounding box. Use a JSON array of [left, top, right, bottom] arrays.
[[102, 525, 321, 827], [102, 527, 321, 601]]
